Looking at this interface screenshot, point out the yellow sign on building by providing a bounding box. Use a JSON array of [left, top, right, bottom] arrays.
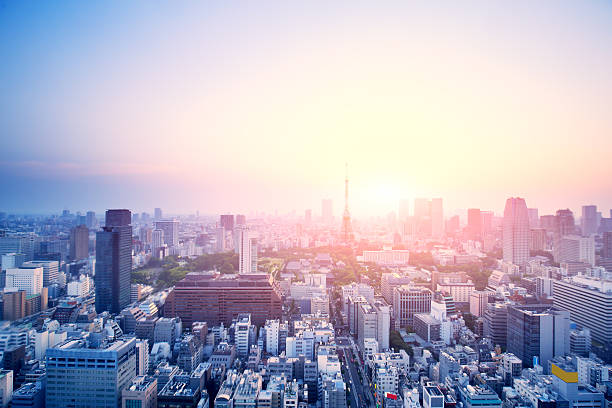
[[551, 363, 578, 383]]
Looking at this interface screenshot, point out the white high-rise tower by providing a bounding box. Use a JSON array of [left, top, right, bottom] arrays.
[[238, 227, 258, 274], [503, 197, 530, 267]]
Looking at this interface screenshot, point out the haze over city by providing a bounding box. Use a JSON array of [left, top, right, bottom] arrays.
[[2, 1, 612, 215]]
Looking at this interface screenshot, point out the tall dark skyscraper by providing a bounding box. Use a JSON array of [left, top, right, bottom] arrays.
[[95, 209, 132, 314], [69, 224, 89, 261]]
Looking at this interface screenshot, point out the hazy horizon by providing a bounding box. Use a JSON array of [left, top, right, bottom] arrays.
[[2, 1, 612, 217]]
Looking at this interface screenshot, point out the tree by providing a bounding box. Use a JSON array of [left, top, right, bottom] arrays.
[[389, 330, 414, 357]]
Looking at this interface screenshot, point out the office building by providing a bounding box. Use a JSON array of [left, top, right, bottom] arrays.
[[483, 303, 508, 348], [154, 208, 163, 220], [21, 260, 59, 287], [554, 209, 576, 262], [530, 228, 547, 252], [122, 376, 157, 408], [362, 248, 410, 265], [528, 208, 540, 228], [165, 272, 282, 326], [393, 285, 432, 327], [1, 290, 25, 321], [95, 209, 132, 314], [557, 235, 595, 266], [467, 208, 482, 240], [86, 211, 97, 229], [507, 305, 570, 369], [5, 267, 43, 295], [0, 370, 12, 408], [11, 381, 44, 407], [1, 253, 25, 271], [46, 337, 137, 408], [553, 276, 612, 351], [503, 197, 530, 267], [399, 199, 410, 222], [69, 224, 89, 261], [154, 219, 179, 247], [469, 291, 489, 317], [237, 227, 258, 274], [220, 214, 235, 231], [581, 205, 598, 236]]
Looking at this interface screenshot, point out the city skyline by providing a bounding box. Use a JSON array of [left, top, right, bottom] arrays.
[[2, 1, 612, 215]]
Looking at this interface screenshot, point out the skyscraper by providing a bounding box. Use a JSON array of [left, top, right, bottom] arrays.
[[154, 207, 163, 220], [154, 219, 179, 247], [322, 199, 333, 224], [237, 227, 257, 274], [220, 214, 235, 231], [554, 209, 575, 262], [85, 211, 97, 229], [398, 199, 410, 222], [467, 208, 482, 240], [527, 208, 539, 228], [95, 209, 132, 314], [581, 205, 598, 236], [69, 224, 89, 261], [430, 198, 444, 238], [503, 197, 530, 267], [235, 214, 246, 226]]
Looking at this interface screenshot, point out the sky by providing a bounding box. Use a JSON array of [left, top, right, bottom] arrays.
[[1, 1, 612, 218]]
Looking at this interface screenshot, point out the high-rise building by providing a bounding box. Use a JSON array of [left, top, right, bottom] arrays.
[[507, 305, 570, 369], [581, 205, 598, 236], [235, 214, 246, 226], [154, 208, 163, 220], [431, 198, 444, 238], [151, 229, 164, 257], [215, 227, 226, 252], [530, 228, 547, 252], [0, 370, 13, 408], [237, 227, 257, 274], [95, 209, 132, 314], [414, 198, 430, 219], [554, 209, 576, 262], [321, 199, 333, 224], [86, 211, 97, 229], [69, 224, 89, 261], [46, 337, 137, 408], [1, 290, 25, 321], [553, 276, 612, 353], [503, 197, 530, 267], [469, 291, 488, 317], [154, 219, 179, 247], [220, 214, 235, 231], [483, 303, 508, 348], [557, 235, 595, 266], [21, 260, 59, 287], [1, 253, 25, 270], [5, 267, 43, 295], [528, 208, 539, 228], [602, 231, 612, 259], [467, 208, 482, 240]]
